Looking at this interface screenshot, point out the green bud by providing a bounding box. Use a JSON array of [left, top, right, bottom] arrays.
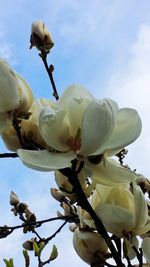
[[33, 242, 39, 256], [49, 245, 58, 261], [38, 242, 45, 255], [3, 258, 14, 267]]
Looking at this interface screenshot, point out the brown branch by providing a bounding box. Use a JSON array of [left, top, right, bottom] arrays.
[[44, 219, 68, 244], [60, 166, 125, 267], [0, 216, 76, 233], [132, 247, 143, 267], [0, 153, 18, 158], [39, 50, 59, 100]]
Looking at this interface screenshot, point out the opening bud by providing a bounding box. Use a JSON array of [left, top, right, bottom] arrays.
[[30, 20, 54, 52]]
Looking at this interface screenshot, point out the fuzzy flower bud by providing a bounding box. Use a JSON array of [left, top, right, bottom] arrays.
[[10, 191, 19, 206], [22, 239, 36, 251], [50, 188, 66, 202], [30, 20, 54, 51], [69, 223, 77, 232]]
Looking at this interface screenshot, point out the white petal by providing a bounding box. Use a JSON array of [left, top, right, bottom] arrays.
[[58, 85, 94, 136], [0, 112, 12, 134], [133, 182, 148, 229], [16, 73, 34, 112], [73, 229, 108, 264], [0, 59, 20, 112], [93, 184, 124, 207], [135, 222, 150, 236], [99, 108, 142, 156], [17, 149, 76, 171], [80, 100, 114, 155], [142, 238, 150, 263], [58, 85, 94, 106], [39, 106, 70, 151], [100, 98, 119, 114], [96, 203, 135, 236], [86, 158, 136, 186], [2, 126, 20, 151]]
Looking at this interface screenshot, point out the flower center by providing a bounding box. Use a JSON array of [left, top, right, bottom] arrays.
[[66, 136, 81, 152]]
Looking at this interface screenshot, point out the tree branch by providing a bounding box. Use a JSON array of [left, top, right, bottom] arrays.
[[60, 166, 125, 267], [39, 50, 59, 100], [0, 153, 18, 158]]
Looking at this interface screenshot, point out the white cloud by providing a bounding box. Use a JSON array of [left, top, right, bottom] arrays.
[[107, 23, 150, 176], [0, 21, 16, 64]]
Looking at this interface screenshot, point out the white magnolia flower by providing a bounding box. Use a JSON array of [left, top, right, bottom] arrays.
[[30, 20, 54, 51], [0, 59, 34, 134], [17, 85, 141, 183], [84, 182, 150, 237], [73, 228, 108, 265]]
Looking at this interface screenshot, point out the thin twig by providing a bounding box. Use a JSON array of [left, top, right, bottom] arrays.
[[45, 220, 68, 243], [40, 50, 59, 100], [0, 216, 76, 232], [133, 246, 143, 267], [0, 153, 18, 158]]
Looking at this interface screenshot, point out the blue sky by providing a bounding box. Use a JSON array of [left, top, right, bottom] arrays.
[[0, 1, 150, 266]]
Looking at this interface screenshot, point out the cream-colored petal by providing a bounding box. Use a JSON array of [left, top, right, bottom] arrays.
[[91, 184, 115, 208], [73, 228, 108, 264], [39, 106, 70, 151], [99, 108, 142, 155], [0, 112, 12, 134], [17, 149, 76, 171], [2, 126, 20, 151], [142, 238, 150, 263], [133, 182, 148, 229], [0, 59, 20, 112], [16, 73, 34, 112], [96, 203, 135, 236], [58, 85, 94, 107], [80, 100, 114, 155], [99, 98, 119, 114], [86, 158, 136, 186], [58, 85, 94, 136], [134, 222, 150, 236], [106, 186, 134, 212]]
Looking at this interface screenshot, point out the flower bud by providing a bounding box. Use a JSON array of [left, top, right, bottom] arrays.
[[22, 239, 35, 251], [50, 188, 66, 202], [73, 229, 108, 264], [18, 202, 28, 213], [30, 20, 54, 51], [69, 223, 77, 232], [25, 209, 36, 222], [10, 191, 19, 206], [61, 202, 77, 217], [55, 170, 78, 203]]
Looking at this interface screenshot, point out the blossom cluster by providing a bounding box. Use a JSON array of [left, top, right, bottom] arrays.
[[0, 21, 150, 266]]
